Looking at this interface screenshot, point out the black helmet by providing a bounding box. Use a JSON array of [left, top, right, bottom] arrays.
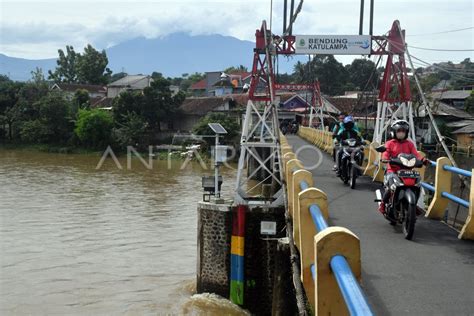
[[390, 120, 409, 140]]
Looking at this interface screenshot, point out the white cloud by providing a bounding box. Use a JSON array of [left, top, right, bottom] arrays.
[[0, 0, 472, 65]]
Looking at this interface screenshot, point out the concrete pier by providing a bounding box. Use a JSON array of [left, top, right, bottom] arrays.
[[196, 201, 288, 314]]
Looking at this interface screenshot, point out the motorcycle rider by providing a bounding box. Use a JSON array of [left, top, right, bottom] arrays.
[[378, 120, 429, 214], [335, 115, 362, 176], [332, 113, 346, 170]]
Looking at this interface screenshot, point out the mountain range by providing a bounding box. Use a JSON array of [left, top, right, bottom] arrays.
[[0, 33, 301, 82]]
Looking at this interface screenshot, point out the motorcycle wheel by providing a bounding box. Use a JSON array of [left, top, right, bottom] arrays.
[[403, 201, 417, 240], [350, 163, 357, 189], [342, 160, 349, 184]]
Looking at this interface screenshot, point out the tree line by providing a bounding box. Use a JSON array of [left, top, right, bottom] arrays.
[[1, 42, 472, 151]]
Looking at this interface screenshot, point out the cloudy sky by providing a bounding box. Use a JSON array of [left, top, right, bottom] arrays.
[[1, 0, 473, 65]]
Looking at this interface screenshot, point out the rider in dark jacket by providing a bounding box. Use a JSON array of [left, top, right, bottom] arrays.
[[335, 116, 362, 175]]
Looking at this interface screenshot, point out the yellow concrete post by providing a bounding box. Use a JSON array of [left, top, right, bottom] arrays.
[[297, 187, 328, 308], [281, 145, 292, 156], [372, 161, 385, 183], [415, 151, 426, 181], [364, 142, 378, 177], [283, 152, 296, 175], [425, 157, 453, 219], [458, 169, 474, 240], [360, 141, 371, 170], [314, 227, 361, 316], [286, 159, 303, 217], [292, 170, 314, 250]]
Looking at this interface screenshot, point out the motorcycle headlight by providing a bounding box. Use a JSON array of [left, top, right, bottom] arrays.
[[400, 156, 416, 167], [393, 176, 404, 187], [347, 140, 356, 146]]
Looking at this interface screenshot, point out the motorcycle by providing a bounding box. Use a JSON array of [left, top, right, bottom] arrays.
[[374, 146, 424, 240], [338, 138, 364, 189]]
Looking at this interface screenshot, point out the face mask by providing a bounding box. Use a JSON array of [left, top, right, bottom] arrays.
[[396, 131, 406, 140]]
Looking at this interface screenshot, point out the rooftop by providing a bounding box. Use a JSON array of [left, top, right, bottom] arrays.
[[108, 75, 151, 87], [452, 122, 474, 134], [419, 101, 474, 119], [52, 83, 106, 94], [430, 90, 472, 100]]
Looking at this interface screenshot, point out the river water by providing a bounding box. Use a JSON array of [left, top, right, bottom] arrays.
[[0, 149, 247, 315]]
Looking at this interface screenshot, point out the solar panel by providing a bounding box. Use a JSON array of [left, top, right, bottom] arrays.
[[208, 123, 228, 134]]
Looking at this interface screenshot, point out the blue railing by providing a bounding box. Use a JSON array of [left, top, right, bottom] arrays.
[[441, 191, 470, 208], [443, 165, 472, 178], [422, 160, 471, 208], [300, 180, 374, 316], [421, 182, 435, 192]]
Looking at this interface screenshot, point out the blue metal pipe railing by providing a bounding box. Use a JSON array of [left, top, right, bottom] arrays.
[[310, 204, 329, 231], [441, 191, 470, 208], [300, 180, 309, 191], [424, 160, 471, 207], [421, 182, 435, 192], [443, 165, 472, 178], [331, 255, 374, 316], [297, 178, 373, 315]]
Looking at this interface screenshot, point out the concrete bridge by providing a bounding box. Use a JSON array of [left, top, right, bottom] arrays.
[[285, 134, 474, 315], [195, 130, 473, 315]]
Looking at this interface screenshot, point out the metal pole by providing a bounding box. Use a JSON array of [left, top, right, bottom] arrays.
[[369, 0, 374, 35], [359, 0, 365, 35], [215, 134, 219, 198], [289, 0, 295, 35], [283, 0, 288, 33]]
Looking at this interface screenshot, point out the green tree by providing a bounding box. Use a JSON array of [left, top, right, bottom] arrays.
[[224, 65, 248, 73], [19, 92, 72, 143], [19, 119, 51, 143], [112, 90, 145, 125], [113, 77, 185, 131], [72, 89, 90, 114], [113, 112, 148, 146], [48, 44, 112, 84], [76, 44, 112, 84], [30, 67, 46, 84], [452, 58, 474, 89], [192, 113, 239, 144], [0, 77, 29, 140], [75, 109, 113, 148], [346, 59, 378, 90], [293, 56, 348, 95], [48, 45, 78, 83]]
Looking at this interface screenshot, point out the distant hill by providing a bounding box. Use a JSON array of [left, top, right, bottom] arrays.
[[1, 33, 302, 81], [0, 54, 56, 81]]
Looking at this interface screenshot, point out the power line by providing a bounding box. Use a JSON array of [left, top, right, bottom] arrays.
[[408, 45, 474, 52], [406, 26, 474, 37], [409, 54, 474, 82], [409, 60, 474, 75], [384, 38, 474, 79]]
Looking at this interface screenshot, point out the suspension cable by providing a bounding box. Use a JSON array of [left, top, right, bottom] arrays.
[[394, 21, 470, 189]]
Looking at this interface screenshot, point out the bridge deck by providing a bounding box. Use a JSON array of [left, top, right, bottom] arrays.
[[287, 135, 474, 315]]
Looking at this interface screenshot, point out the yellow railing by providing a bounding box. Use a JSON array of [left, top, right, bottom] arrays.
[[297, 126, 474, 241], [280, 134, 373, 315]]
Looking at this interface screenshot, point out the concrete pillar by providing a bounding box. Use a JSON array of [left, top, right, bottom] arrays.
[[244, 206, 287, 315], [271, 237, 298, 315], [196, 202, 232, 297]]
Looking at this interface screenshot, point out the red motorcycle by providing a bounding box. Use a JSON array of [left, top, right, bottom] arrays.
[[375, 147, 424, 240]]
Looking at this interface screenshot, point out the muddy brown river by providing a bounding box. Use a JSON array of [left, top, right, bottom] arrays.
[[0, 149, 247, 315]]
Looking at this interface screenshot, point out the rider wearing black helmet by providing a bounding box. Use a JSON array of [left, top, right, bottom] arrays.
[[378, 119, 429, 214]]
